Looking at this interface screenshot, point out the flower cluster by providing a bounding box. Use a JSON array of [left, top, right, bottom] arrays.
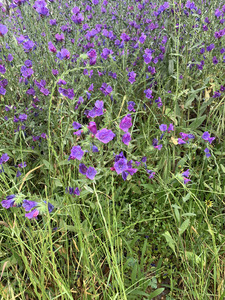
[[1, 194, 54, 219]]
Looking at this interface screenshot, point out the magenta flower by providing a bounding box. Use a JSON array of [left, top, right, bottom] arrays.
[[55, 33, 65, 42], [69, 146, 84, 161], [178, 138, 186, 144], [119, 115, 132, 132], [88, 121, 97, 134], [48, 41, 57, 53], [122, 133, 131, 145], [95, 128, 115, 144], [25, 209, 39, 219]]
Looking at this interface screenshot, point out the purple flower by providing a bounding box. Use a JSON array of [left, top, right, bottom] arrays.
[[23, 40, 35, 52], [147, 170, 155, 179], [204, 148, 211, 157], [57, 48, 70, 60], [18, 162, 27, 168], [88, 100, 104, 118], [66, 187, 80, 196], [57, 79, 67, 85], [22, 200, 38, 211], [92, 145, 99, 152], [47, 202, 54, 213], [99, 83, 113, 96], [73, 122, 82, 130], [206, 44, 215, 52], [159, 124, 167, 132], [18, 114, 27, 121], [88, 121, 97, 134], [0, 87, 6, 95], [128, 71, 136, 84], [0, 153, 9, 164], [49, 19, 57, 26], [101, 48, 113, 59], [87, 48, 97, 65], [55, 33, 65, 42], [183, 177, 191, 184], [168, 123, 174, 132], [52, 69, 58, 76], [0, 65, 6, 74], [1, 195, 16, 209], [128, 101, 136, 112], [25, 209, 39, 219], [182, 169, 190, 177], [120, 33, 130, 42], [48, 41, 57, 53], [212, 56, 218, 64], [21, 66, 34, 78], [178, 138, 186, 144], [119, 115, 132, 132], [114, 158, 128, 174], [0, 24, 8, 36], [16, 171, 22, 177], [202, 132, 215, 144], [95, 128, 115, 144], [86, 167, 97, 180], [40, 87, 50, 96], [122, 133, 131, 145], [139, 33, 146, 44], [144, 89, 153, 99], [69, 146, 84, 161], [79, 163, 88, 175]]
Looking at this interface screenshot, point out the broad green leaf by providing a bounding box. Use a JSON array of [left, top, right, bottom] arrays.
[[148, 288, 165, 299], [179, 219, 190, 235], [189, 115, 206, 129], [162, 231, 176, 255]]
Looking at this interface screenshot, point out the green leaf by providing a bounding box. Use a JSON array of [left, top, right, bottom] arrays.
[[182, 193, 191, 203], [185, 251, 201, 264], [162, 231, 176, 255], [148, 288, 165, 299], [181, 213, 196, 217], [220, 164, 225, 173], [83, 185, 94, 193], [189, 115, 206, 129], [168, 59, 174, 75], [179, 219, 190, 235]]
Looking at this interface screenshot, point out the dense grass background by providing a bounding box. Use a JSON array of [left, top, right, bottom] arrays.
[[0, 0, 225, 299]]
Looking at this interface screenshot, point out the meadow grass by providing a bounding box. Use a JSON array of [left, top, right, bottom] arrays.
[[0, 0, 225, 299]]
